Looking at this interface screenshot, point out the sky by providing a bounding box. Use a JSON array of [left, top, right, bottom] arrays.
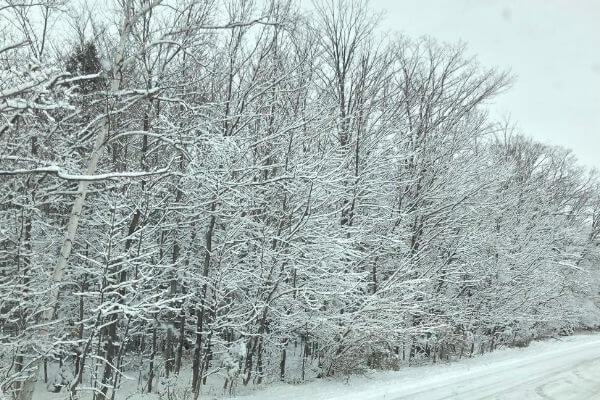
[[374, 0, 600, 170]]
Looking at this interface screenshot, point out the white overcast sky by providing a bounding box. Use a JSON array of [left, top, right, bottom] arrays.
[[374, 0, 600, 169]]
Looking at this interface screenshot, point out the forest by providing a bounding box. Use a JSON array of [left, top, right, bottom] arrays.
[[1, 0, 600, 399]]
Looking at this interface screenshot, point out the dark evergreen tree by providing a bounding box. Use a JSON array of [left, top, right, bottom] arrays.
[[65, 41, 106, 93]]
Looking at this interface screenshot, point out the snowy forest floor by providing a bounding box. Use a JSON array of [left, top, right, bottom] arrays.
[[33, 332, 600, 400]]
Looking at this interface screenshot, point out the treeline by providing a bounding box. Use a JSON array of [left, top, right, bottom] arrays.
[[1, 0, 599, 399]]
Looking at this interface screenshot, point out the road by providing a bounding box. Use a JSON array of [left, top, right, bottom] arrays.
[[387, 336, 600, 399], [237, 334, 600, 400]]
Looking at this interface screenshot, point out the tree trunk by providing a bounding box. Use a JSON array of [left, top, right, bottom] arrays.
[[279, 343, 287, 381], [192, 201, 216, 397], [147, 323, 157, 393], [19, 3, 135, 398], [174, 310, 186, 374]]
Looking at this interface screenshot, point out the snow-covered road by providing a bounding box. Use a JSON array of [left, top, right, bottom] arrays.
[[236, 334, 600, 400], [386, 336, 600, 399]]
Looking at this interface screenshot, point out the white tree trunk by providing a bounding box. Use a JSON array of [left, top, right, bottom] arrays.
[[16, 2, 140, 399]]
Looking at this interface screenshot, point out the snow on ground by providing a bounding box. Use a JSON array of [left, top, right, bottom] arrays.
[[233, 333, 600, 400], [31, 333, 600, 400]]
